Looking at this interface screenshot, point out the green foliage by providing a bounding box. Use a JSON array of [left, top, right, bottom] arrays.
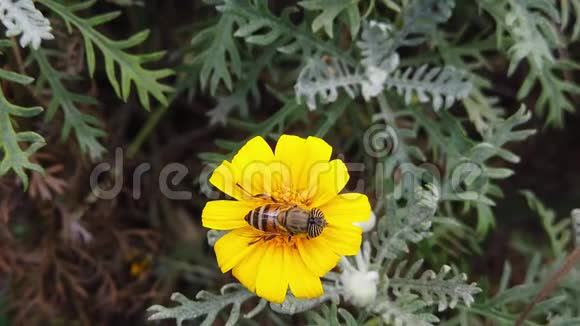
[[457, 256, 580, 325], [1, 0, 579, 324], [517, 59, 580, 126], [306, 304, 359, 326], [388, 260, 480, 311], [0, 68, 34, 84], [32, 49, 106, 160], [383, 65, 471, 111], [191, 14, 241, 95], [299, 0, 361, 38], [560, 0, 580, 40], [479, 0, 559, 73], [205, 42, 278, 125], [521, 190, 571, 257], [0, 81, 45, 189], [269, 284, 341, 315], [358, 185, 480, 325], [373, 101, 534, 239], [221, 0, 351, 59], [429, 31, 503, 134], [38, 0, 174, 110], [294, 8, 471, 110], [158, 0, 580, 322], [413, 105, 535, 237], [478, 0, 580, 126], [0, 0, 175, 182], [147, 284, 258, 326], [373, 294, 440, 326], [373, 185, 439, 263], [504, 0, 561, 73]]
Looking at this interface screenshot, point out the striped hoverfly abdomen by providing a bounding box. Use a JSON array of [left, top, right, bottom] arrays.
[[244, 204, 327, 239]]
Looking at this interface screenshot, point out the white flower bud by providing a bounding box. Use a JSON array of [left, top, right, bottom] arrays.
[[340, 269, 379, 307], [339, 241, 379, 307]]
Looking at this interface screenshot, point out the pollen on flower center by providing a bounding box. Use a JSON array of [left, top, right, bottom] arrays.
[[259, 234, 303, 246], [271, 189, 310, 207]]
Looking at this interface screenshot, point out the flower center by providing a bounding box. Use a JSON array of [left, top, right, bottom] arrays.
[[271, 188, 310, 207], [263, 235, 302, 246]]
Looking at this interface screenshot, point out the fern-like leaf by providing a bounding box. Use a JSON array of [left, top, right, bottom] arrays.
[[389, 259, 481, 311], [462, 257, 580, 324], [0, 83, 45, 188], [373, 294, 440, 326], [147, 284, 258, 326], [221, 0, 352, 61], [521, 190, 571, 257], [307, 304, 359, 326], [299, 0, 361, 38], [394, 0, 455, 52], [0, 67, 34, 84], [206, 44, 278, 125], [373, 185, 440, 264], [192, 13, 241, 95], [32, 49, 106, 160], [295, 21, 471, 110], [482, 105, 536, 151], [481, 0, 560, 74], [270, 284, 341, 315], [295, 56, 365, 110], [38, 0, 174, 110], [357, 20, 400, 71], [384, 65, 472, 111], [0, 0, 54, 49], [517, 59, 580, 127], [560, 0, 580, 40], [504, 0, 560, 74]]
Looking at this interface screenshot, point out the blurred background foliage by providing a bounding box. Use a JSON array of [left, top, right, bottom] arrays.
[[0, 0, 579, 325]]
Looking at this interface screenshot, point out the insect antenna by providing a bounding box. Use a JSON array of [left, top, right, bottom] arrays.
[[236, 182, 276, 202], [236, 182, 254, 197]]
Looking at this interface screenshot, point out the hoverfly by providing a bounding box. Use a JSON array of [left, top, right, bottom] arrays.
[[236, 183, 327, 243]]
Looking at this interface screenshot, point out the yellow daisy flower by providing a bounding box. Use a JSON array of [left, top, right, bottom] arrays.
[[202, 135, 371, 303]]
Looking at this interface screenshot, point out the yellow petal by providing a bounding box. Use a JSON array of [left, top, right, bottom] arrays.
[[231, 136, 274, 168], [232, 136, 276, 195], [274, 135, 332, 192], [233, 241, 268, 293], [319, 193, 371, 224], [319, 223, 362, 256], [305, 159, 349, 207], [214, 227, 258, 273], [209, 161, 244, 201], [256, 243, 288, 303], [202, 200, 255, 230], [297, 237, 340, 277], [209, 136, 275, 200], [284, 245, 323, 299]]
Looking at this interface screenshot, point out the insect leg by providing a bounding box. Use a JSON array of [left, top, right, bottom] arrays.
[[263, 235, 276, 242]]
